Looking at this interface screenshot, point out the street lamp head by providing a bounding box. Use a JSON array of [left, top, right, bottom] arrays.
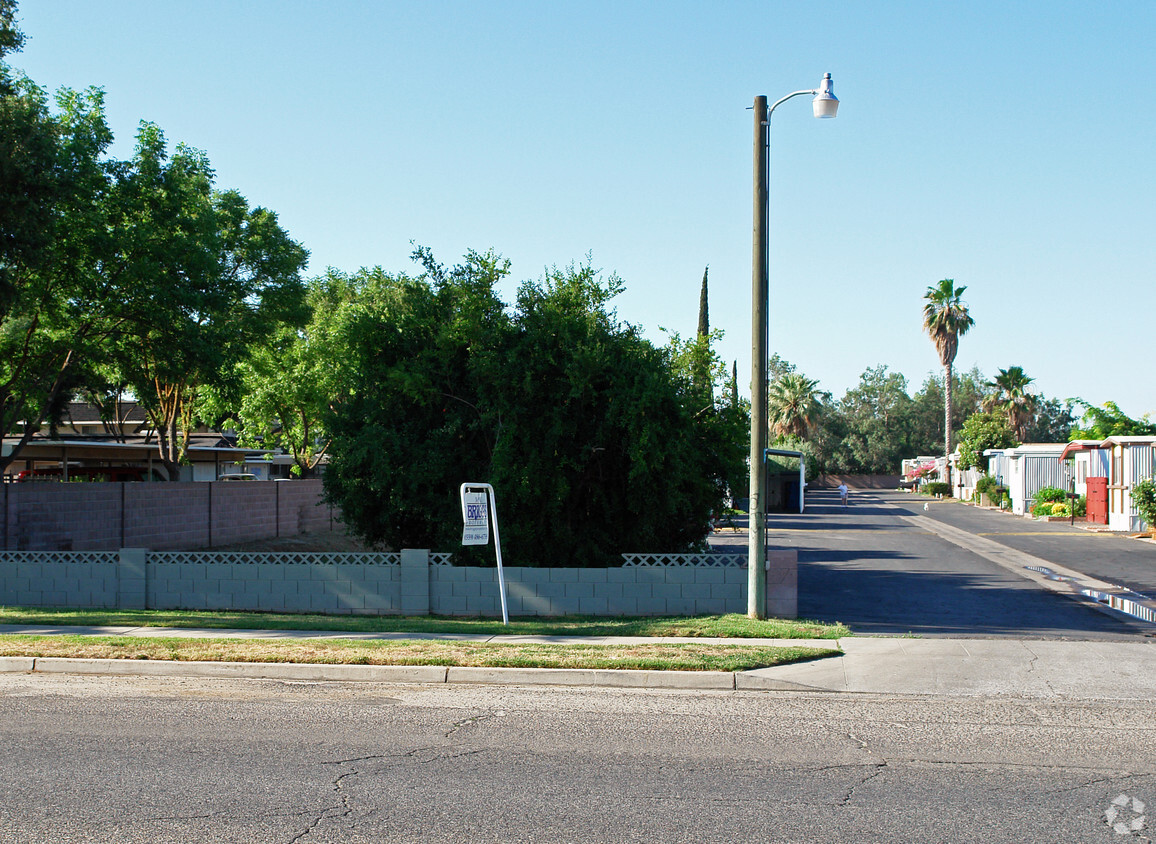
[[812, 72, 839, 119]]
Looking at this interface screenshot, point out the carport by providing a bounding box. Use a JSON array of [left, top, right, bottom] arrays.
[[765, 447, 806, 514]]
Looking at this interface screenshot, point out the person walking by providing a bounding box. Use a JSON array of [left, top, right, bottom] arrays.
[[838, 482, 849, 507]]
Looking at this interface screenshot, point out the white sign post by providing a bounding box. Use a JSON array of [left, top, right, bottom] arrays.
[[459, 482, 509, 624]]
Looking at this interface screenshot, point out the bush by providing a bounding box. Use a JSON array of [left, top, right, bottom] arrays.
[[921, 482, 952, 497], [1034, 486, 1068, 504], [1134, 478, 1156, 530], [975, 475, 999, 496], [1031, 486, 1083, 518]]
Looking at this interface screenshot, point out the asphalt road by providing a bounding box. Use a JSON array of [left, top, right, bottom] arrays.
[[887, 491, 1156, 597], [1, 674, 1153, 843], [764, 490, 1154, 639]]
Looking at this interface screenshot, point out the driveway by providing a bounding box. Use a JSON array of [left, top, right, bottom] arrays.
[[735, 489, 1154, 639], [886, 491, 1156, 597]]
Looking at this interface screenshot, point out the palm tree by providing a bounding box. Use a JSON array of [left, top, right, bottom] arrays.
[[768, 373, 822, 440], [922, 279, 975, 479], [984, 366, 1037, 441]]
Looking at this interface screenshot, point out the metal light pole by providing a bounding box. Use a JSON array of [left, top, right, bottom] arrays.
[[748, 73, 839, 618]]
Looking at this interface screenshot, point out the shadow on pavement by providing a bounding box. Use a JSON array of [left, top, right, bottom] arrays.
[[797, 558, 1144, 638]]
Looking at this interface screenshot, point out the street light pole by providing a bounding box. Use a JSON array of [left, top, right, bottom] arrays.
[[748, 74, 839, 619]]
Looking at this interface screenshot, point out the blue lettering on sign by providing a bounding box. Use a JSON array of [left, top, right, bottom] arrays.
[[467, 503, 485, 521]]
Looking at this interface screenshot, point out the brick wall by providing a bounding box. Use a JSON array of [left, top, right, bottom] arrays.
[[1, 481, 336, 551]]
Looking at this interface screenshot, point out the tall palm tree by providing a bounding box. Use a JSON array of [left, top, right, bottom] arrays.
[[768, 373, 822, 440], [984, 366, 1037, 442], [922, 279, 975, 479]]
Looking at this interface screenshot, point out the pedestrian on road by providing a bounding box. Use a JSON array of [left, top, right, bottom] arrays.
[[838, 482, 849, 507]]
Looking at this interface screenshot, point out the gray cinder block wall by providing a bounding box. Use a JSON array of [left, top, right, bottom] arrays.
[[0, 549, 799, 618], [1, 480, 337, 551]]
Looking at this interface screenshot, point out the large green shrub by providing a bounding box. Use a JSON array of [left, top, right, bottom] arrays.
[[921, 482, 953, 497], [322, 251, 743, 566]]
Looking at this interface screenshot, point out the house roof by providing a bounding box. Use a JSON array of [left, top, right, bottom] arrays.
[[1099, 436, 1156, 447], [1005, 443, 1068, 456], [1059, 436, 1156, 460], [64, 401, 148, 425], [2, 435, 268, 463], [1059, 440, 1104, 461]]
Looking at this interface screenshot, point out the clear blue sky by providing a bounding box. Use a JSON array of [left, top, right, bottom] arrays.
[[11, 1, 1156, 420]]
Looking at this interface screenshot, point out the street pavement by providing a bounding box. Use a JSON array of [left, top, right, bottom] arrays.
[[740, 488, 1156, 639], [3, 488, 1155, 698]]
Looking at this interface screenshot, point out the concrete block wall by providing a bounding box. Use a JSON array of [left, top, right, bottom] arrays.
[[1, 480, 336, 551], [2, 484, 123, 551], [146, 553, 401, 614], [0, 550, 125, 608], [126, 484, 211, 550], [0, 548, 798, 619], [430, 554, 797, 618]]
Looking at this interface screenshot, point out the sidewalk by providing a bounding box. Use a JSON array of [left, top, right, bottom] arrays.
[[3, 624, 1155, 699], [745, 636, 1156, 699]]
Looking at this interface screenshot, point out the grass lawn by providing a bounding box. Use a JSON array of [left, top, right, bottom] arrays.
[[0, 607, 847, 671], [0, 607, 850, 639], [0, 634, 837, 672]]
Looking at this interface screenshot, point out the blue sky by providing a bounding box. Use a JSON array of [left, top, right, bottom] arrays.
[[11, 1, 1156, 420]]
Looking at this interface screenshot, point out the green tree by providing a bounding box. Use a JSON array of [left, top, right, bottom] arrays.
[[1021, 396, 1075, 443], [956, 410, 1018, 471], [100, 124, 307, 478], [767, 372, 824, 440], [909, 367, 986, 457], [0, 72, 116, 472], [323, 250, 736, 564], [0, 1, 24, 61], [833, 365, 914, 474], [225, 270, 365, 476], [1069, 400, 1156, 439], [922, 279, 975, 479], [665, 327, 749, 507], [984, 366, 1037, 441]]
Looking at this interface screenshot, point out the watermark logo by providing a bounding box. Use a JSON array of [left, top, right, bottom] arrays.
[[1105, 794, 1147, 836]]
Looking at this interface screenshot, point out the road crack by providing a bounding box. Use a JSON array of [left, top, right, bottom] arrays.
[[836, 731, 888, 806]]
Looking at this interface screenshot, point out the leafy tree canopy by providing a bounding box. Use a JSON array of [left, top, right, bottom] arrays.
[[1069, 400, 1156, 440], [956, 410, 1018, 471], [323, 250, 741, 565]]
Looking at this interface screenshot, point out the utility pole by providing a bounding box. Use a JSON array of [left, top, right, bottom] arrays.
[[748, 95, 769, 619]]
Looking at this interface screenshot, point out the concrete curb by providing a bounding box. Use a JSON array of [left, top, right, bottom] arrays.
[[446, 666, 738, 689], [3, 657, 764, 690], [27, 657, 450, 685], [0, 657, 35, 673]]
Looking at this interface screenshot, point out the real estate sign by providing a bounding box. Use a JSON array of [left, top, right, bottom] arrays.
[[461, 492, 489, 545]]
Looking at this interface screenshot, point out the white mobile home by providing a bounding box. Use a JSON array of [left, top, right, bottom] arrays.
[[1004, 444, 1068, 515], [1060, 437, 1155, 531], [1101, 436, 1156, 532], [1059, 440, 1109, 496]]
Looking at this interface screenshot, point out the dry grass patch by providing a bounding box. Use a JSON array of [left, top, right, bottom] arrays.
[[0, 608, 849, 639]]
